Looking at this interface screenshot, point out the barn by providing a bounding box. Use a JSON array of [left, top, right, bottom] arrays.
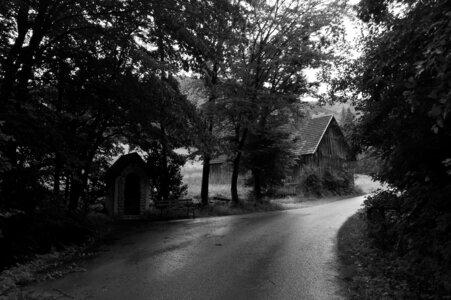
[[287, 115, 355, 195], [208, 115, 355, 194], [209, 154, 231, 184], [209, 154, 249, 185]]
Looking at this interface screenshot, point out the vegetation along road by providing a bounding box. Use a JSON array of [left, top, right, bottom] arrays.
[[27, 196, 364, 300]]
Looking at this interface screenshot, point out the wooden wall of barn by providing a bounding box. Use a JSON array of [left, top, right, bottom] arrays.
[[283, 121, 355, 195], [210, 163, 233, 184], [209, 163, 249, 185]]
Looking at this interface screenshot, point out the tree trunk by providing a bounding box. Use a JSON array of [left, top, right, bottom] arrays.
[[231, 152, 241, 205], [231, 129, 248, 205], [68, 143, 98, 210], [53, 152, 62, 195], [160, 123, 170, 202], [200, 119, 214, 206], [68, 176, 82, 210], [252, 168, 262, 201], [201, 155, 211, 206], [68, 165, 91, 211], [64, 174, 71, 205]]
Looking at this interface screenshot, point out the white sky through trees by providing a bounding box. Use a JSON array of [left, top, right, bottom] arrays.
[[303, 0, 362, 102]]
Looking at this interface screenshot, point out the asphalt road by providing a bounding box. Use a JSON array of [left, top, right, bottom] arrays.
[[28, 195, 365, 300]]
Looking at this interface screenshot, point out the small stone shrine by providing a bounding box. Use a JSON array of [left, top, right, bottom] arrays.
[[106, 153, 150, 219]]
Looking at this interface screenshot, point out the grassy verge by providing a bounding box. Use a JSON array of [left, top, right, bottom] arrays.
[[182, 167, 250, 200], [0, 214, 113, 299], [0, 245, 100, 299], [337, 212, 413, 299], [196, 200, 285, 217]]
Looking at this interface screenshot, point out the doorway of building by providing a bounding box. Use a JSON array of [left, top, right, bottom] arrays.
[[124, 173, 140, 215]]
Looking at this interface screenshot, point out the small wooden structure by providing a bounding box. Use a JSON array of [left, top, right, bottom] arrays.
[[209, 154, 232, 184], [208, 115, 354, 194], [285, 115, 355, 193], [106, 153, 151, 219], [298, 115, 353, 170], [209, 154, 250, 185]]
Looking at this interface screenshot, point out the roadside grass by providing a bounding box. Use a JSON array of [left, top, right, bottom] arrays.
[[181, 167, 367, 216], [0, 246, 97, 299], [270, 193, 361, 210], [182, 166, 250, 200], [182, 166, 375, 207], [337, 212, 413, 299], [0, 213, 115, 299], [196, 200, 285, 217]]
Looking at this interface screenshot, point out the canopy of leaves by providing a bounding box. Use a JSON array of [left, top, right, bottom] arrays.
[[213, 0, 347, 198], [350, 0, 451, 190], [0, 0, 217, 210], [346, 0, 451, 296]]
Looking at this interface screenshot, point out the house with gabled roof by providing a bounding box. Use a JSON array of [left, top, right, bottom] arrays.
[[287, 115, 355, 194], [208, 115, 355, 193], [299, 115, 353, 164]]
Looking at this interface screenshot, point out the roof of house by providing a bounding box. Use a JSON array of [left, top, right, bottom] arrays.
[[106, 153, 147, 182], [209, 115, 343, 164], [299, 115, 335, 155]]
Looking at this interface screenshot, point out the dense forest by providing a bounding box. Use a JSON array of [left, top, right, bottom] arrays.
[[0, 0, 348, 268]]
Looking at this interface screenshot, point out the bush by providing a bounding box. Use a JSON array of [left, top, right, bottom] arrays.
[[301, 169, 354, 197], [363, 189, 404, 250], [0, 208, 108, 270], [362, 187, 451, 297], [302, 173, 322, 196], [146, 149, 187, 202], [322, 170, 353, 195]]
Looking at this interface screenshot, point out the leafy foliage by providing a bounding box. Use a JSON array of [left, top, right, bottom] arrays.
[[0, 207, 108, 269], [0, 0, 217, 211], [363, 188, 451, 297], [0, 0, 233, 268], [338, 2, 451, 296], [301, 168, 354, 197], [339, 107, 355, 140], [212, 0, 348, 202], [243, 122, 301, 197], [146, 148, 187, 203], [353, 151, 382, 176], [348, 0, 451, 189], [337, 212, 414, 299]]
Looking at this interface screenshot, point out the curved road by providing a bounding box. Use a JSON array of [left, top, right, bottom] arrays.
[[28, 196, 365, 300]]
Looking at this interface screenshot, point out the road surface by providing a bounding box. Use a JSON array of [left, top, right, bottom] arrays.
[[27, 196, 365, 300]]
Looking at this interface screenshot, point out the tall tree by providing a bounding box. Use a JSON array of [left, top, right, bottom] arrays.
[[218, 0, 347, 202], [0, 0, 154, 209], [348, 0, 451, 189], [339, 1, 451, 294], [177, 0, 244, 206], [0, 0, 223, 210]]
